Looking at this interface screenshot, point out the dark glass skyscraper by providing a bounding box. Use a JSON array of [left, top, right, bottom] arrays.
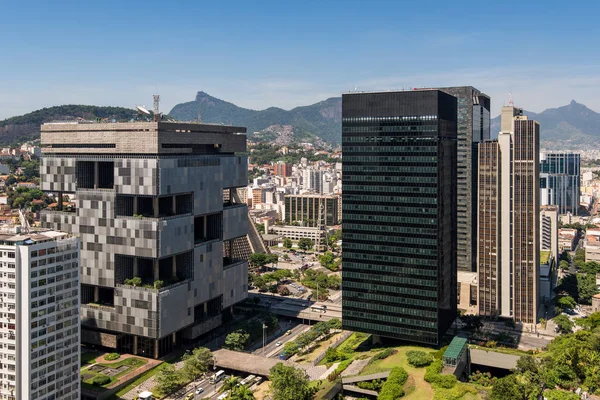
[[341, 90, 458, 346], [439, 87, 490, 273], [540, 153, 580, 215]]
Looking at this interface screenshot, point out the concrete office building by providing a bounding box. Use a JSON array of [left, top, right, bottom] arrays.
[[540, 205, 559, 259], [274, 162, 293, 177], [439, 87, 491, 273], [40, 121, 249, 358], [342, 90, 457, 346], [0, 228, 80, 400], [303, 169, 323, 193], [540, 153, 580, 215], [284, 194, 340, 226], [477, 106, 540, 323]]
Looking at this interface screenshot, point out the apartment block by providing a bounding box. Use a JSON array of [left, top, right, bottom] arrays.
[[40, 121, 249, 358], [0, 229, 80, 400]]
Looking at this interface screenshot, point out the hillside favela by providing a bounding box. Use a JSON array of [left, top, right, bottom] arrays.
[[2, 2, 600, 400]]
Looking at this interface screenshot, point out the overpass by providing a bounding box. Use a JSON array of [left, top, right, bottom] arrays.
[[269, 299, 342, 323], [213, 349, 294, 376]]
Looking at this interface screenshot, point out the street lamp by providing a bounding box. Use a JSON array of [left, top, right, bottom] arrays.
[[262, 323, 268, 355]]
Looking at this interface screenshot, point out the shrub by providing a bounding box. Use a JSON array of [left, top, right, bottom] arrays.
[[378, 367, 408, 400], [104, 352, 120, 361], [371, 348, 397, 363], [424, 360, 443, 383], [431, 345, 448, 360], [437, 374, 458, 389], [407, 350, 434, 367], [92, 375, 111, 386], [433, 383, 478, 400], [357, 379, 384, 391], [153, 280, 164, 290]]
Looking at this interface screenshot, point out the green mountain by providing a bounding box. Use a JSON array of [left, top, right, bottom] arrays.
[[490, 100, 600, 149], [0, 105, 137, 144], [169, 91, 342, 145]]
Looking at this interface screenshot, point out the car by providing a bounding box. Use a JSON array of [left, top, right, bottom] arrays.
[[286, 330, 292, 335], [195, 387, 204, 395], [276, 341, 282, 346], [185, 394, 194, 400]]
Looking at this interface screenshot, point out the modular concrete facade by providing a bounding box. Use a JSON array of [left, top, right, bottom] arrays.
[[40, 121, 249, 358]]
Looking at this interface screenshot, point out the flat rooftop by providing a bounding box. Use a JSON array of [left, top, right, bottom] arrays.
[[41, 121, 246, 155], [0, 227, 73, 245]]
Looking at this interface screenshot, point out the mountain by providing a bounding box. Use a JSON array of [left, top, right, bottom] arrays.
[[169, 91, 342, 146], [491, 100, 600, 149], [0, 105, 137, 144]]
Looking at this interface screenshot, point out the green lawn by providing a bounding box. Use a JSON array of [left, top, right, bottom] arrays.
[[81, 350, 100, 366], [81, 357, 147, 390], [111, 361, 167, 399]]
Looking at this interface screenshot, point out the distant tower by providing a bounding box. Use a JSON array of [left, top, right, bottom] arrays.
[[153, 94, 160, 122]]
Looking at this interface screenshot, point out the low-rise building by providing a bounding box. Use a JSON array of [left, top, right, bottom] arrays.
[[592, 293, 600, 313], [269, 225, 325, 243], [558, 228, 578, 252]]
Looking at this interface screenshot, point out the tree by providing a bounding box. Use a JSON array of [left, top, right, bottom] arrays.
[[256, 223, 265, 234], [228, 384, 256, 400], [277, 286, 291, 296], [378, 367, 409, 400], [221, 376, 241, 393], [577, 273, 599, 304], [554, 315, 574, 333], [124, 277, 142, 287], [297, 238, 314, 252], [490, 375, 526, 400], [556, 295, 577, 311], [515, 355, 539, 375], [155, 364, 184, 394], [559, 260, 570, 271], [182, 347, 213, 381], [249, 253, 268, 269], [224, 330, 250, 351], [269, 363, 315, 400], [283, 237, 293, 250], [406, 350, 434, 367], [318, 251, 337, 271], [460, 315, 483, 330], [266, 254, 279, 266]]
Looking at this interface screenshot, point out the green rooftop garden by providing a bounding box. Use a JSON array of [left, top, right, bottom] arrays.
[[540, 250, 551, 265]]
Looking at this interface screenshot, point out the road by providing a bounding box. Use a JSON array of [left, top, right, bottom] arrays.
[[252, 322, 310, 358], [178, 373, 264, 400]]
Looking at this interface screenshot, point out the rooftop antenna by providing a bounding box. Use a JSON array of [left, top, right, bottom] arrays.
[[153, 95, 160, 122], [508, 92, 514, 107], [136, 105, 151, 116]]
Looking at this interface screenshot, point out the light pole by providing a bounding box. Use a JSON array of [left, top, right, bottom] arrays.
[[262, 323, 267, 355]]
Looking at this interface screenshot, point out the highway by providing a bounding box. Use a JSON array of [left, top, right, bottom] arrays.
[[252, 322, 312, 358]]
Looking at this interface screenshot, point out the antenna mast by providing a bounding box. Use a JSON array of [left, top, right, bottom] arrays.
[[508, 92, 514, 107], [153, 95, 160, 122]]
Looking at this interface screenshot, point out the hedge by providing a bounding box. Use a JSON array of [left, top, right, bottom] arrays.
[[92, 375, 111, 386], [105, 352, 120, 361], [424, 359, 457, 389], [378, 367, 408, 400]]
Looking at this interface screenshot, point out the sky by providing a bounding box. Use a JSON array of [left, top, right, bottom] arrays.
[[1, 0, 600, 119]]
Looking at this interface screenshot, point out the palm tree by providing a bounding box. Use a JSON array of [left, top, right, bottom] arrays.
[[220, 376, 240, 393], [228, 385, 256, 400]]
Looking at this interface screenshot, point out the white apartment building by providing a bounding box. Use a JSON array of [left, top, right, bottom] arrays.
[[0, 229, 80, 400]]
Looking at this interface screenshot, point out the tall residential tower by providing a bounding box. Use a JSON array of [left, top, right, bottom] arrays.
[[342, 90, 457, 346], [477, 106, 540, 323], [40, 121, 249, 358], [0, 229, 80, 400]]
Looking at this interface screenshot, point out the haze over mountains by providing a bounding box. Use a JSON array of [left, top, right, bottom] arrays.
[[2, 92, 600, 150]]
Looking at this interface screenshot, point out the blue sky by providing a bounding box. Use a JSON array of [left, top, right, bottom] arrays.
[[1, 0, 600, 119]]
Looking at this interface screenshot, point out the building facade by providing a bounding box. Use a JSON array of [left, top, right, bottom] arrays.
[[439, 87, 491, 273], [40, 121, 249, 358], [540, 153, 580, 215], [477, 106, 540, 323], [540, 205, 559, 260], [341, 90, 457, 346], [274, 162, 292, 177], [0, 229, 80, 400], [284, 194, 340, 226]]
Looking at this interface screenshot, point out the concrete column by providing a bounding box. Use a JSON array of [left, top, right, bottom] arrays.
[[172, 332, 176, 345], [133, 336, 138, 355], [93, 286, 99, 303], [93, 161, 99, 189], [153, 197, 159, 218], [153, 259, 159, 281], [58, 192, 63, 211], [133, 197, 138, 215], [203, 216, 207, 240], [133, 258, 138, 277], [172, 256, 177, 278], [172, 195, 177, 215], [154, 339, 159, 359]]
